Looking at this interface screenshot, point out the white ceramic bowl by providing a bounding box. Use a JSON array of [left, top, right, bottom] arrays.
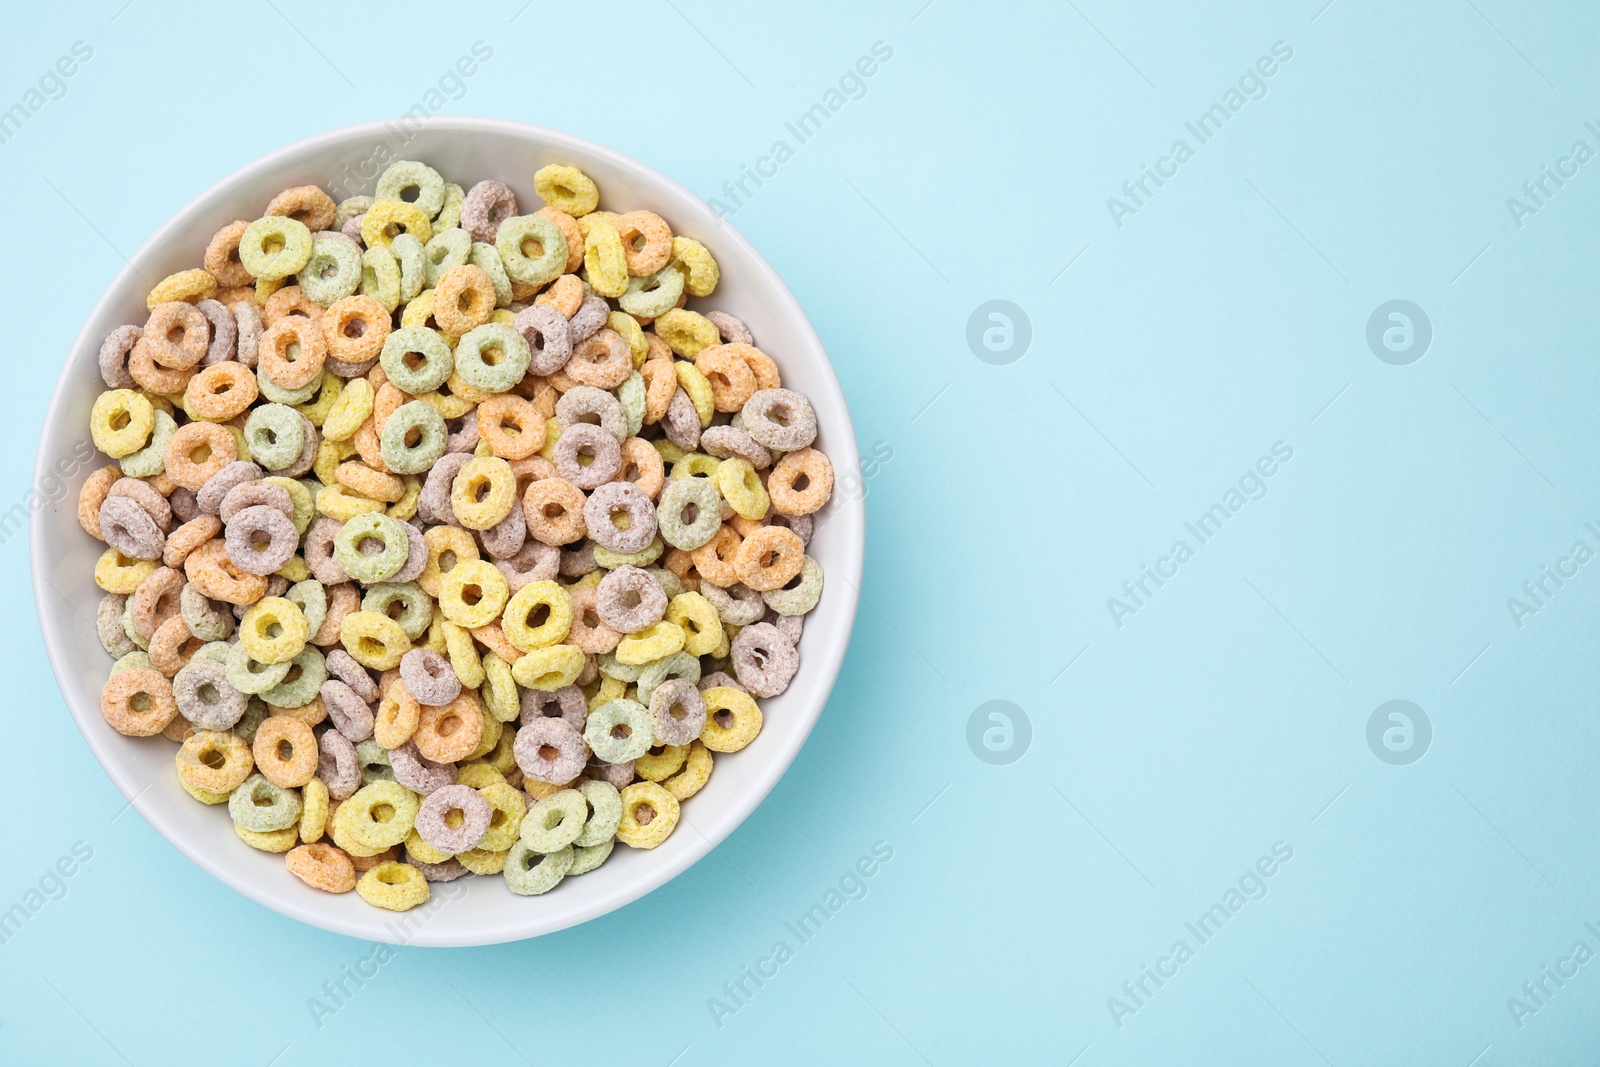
[[31, 118, 861, 946]]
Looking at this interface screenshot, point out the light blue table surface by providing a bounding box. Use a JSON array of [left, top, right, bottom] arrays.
[[5, 1, 1600, 1063]]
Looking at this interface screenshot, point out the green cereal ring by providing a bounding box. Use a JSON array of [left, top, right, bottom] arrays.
[[646, 566, 685, 601], [240, 216, 313, 281], [469, 242, 513, 307], [119, 597, 148, 651], [120, 410, 177, 478], [423, 227, 472, 289], [264, 476, 315, 534], [194, 641, 233, 667], [334, 512, 410, 582], [244, 403, 305, 470], [229, 773, 303, 832], [495, 215, 567, 287], [503, 840, 572, 896], [375, 160, 447, 219], [763, 555, 823, 616], [391, 233, 426, 302], [619, 265, 685, 320], [585, 698, 654, 763], [453, 323, 530, 393], [336, 196, 374, 228], [380, 326, 454, 394], [568, 837, 614, 876], [300, 233, 362, 305], [656, 476, 722, 551], [110, 650, 153, 675], [258, 367, 323, 406], [380, 400, 448, 475], [593, 537, 663, 570], [360, 244, 402, 313], [226, 643, 291, 694], [356, 739, 395, 784], [286, 579, 327, 636], [436, 182, 464, 230], [637, 651, 701, 705], [616, 372, 645, 439], [598, 652, 645, 683], [362, 582, 432, 639], [573, 779, 622, 847], [260, 646, 326, 708], [519, 788, 588, 852]]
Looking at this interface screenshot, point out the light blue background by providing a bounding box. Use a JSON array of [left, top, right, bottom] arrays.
[[5, 1, 1600, 1063]]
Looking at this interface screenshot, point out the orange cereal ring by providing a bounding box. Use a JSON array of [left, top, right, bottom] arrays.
[[204, 219, 254, 288], [564, 329, 631, 390], [616, 437, 665, 499], [412, 692, 484, 763], [162, 514, 221, 567], [373, 687, 422, 748], [262, 285, 324, 329], [184, 539, 268, 605], [128, 339, 194, 395], [640, 359, 676, 424], [78, 465, 120, 539], [372, 382, 406, 432], [258, 316, 327, 390], [477, 395, 545, 460], [663, 547, 698, 590], [313, 583, 360, 646], [266, 185, 337, 233], [253, 715, 319, 788], [713, 343, 779, 391], [695, 345, 758, 413], [691, 525, 743, 588], [336, 461, 405, 503], [433, 264, 496, 335], [348, 845, 400, 873], [767, 448, 833, 516], [148, 613, 203, 676], [732, 525, 806, 591], [286, 842, 357, 893], [144, 301, 211, 370], [536, 206, 585, 275], [269, 693, 327, 728], [321, 294, 392, 364], [614, 211, 673, 276], [566, 585, 620, 654], [468, 623, 522, 664], [534, 274, 583, 318], [184, 361, 258, 421], [522, 478, 588, 546], [351, 416, 387, 472], [100, 666, 177, 737], [164, 422, 237, 490]]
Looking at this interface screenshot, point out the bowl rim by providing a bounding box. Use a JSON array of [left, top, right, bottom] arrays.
[[31, 116, 863, 945]]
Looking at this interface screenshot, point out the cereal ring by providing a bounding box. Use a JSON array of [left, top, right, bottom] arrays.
[[661, 389, 701, 451], [477, 394, 545, 460], [286, 842, 356, 893], [767, 448, 833, 516], [701, 580, 766, 626], [522, 477, 588, 546], [513, 717, 589, 786], [648, 677, 708, 747], [361, 199, 433, 251], [412, 694, 484, 764], [266, 185, 337, 232], [594, 566, 668, 635], [379, 400, 448, 475], [582, 217, 628, 298], [340, 611, 411, 671], [450, 455, 517, 530], [359, 243, 402, 314], [534, 164, 599, 216], [258, 316, 327, 390], [555, 385, 626, 441], [432, 264, 495, 335], [563, 585, 619, 654], [502, 841, 572, 895], [229, 773, 303, 832], [333, 512, 409, 582], [195, 460, 262, 515], [321, 679, 375, 742], [414, 783, 491, 854], [399, 648, 461, 707], [299, 232, 363, 305], [390, 740, 455, 796], [204, 220, 254, 289], [185, 361, 258, 421], [143, 301, 210, 370], [238, 596, 309, 664], [224, 505, 299, 575], [729, 623, 798, 698], [356, 861, 430, 911], [174, 729, 254, 794], [240, 215, 313, 280], [437, 559, 509, 628], [634, 743, 688, 782], [318, 729, 361, 798], [520, 685, 587, 733], [656, 476, 723, 551], [461, 179, 517, 243], [373, 160, 446, 218], [612, 210, 673, 276], [496, 215, 568, 287], [564, 329, 631, 390], [669, 235, 719, 297], [453, 323, 530, 393], [100, 666, 177, 736], [502, 580, 573, 652], [583, 481, 657, 554], [585, 698, 653, 763], [511, 643, 586, 692], [615, 781, 680, 849], [91, 389, 155, 458], [98, 495, 164, 561], [336, 780, 420, 854], [654, 309, 719, 359], [552, 423, 622, 490], [77, 466, 121, 540], [253, 715, 319, 788], [519, 788, 588, 852], [690, 525, 743, 588], [241, 403, 304, 471], [320, 295, 391, 369], [260, 646, 326, 710], [763, 554, 823, 616], [536, 273, 583, 317], [742, 388, 818, 451], [733, 524, 804, 591]]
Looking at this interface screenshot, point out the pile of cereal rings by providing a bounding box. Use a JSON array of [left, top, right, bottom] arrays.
[[80, 159, 831, 912]]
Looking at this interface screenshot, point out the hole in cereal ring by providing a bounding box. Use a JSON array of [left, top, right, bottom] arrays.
[[635, 803, 656, 826], [445, 808, 465, 828], [714, 710, 734, 729], [110, 411, 130, 430], [538, 744, 559, 761], [461, 585, 482, 607], [283, 664, 303, 684], [198, 683, 220, 705], [371, 803, 396, 823], [610, 724, 631, 740], [437, 714, 461, 737], [528, 604, 551, 627], [405, 427, 423, 448], [670, 702, 687, 722], [200, 746, 226, 769], [190, 445, 213, 464], [542, 503, 564, 520], [130, 691, 152, 712], [276, 739, 294, 762]]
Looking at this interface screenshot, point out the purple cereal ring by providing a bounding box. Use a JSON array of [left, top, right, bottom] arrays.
[[318, 728, 361, 799], [173, 656, 247, 730], [701, 425, 772, 469], [513, 303, 573, 376], [461, 180, 517, 243], [770, 511, 812, 545], [444, 409, 480, 454], [234, 299, 262, 368], [304, 517, 349, 585], [419, 452, 472, 524], [219, 480, 293, 523], [567, 294, 611, 345], [662, 388, 701, 451], [514, 717, 589, 785], [196, 461, 264, 515], [320, 678, 375, 742], [415, 784, 492, 853], [390, 740, 456, 796], [224, 504, 299, 575], [412, 857, 468, 882], [107, 477, 172, 530], [700, 581, 765, 626], [649, 677, 706, 747], [98, 325, 141, 389], [731, 621, 799, 698], [553, 423, 622, 490], [520, 684, 587, 730], [698, 670, 744, 693], [705, 311, 753, 346], [99, 495, 164, 561], [763, 606, 804, 645], [559, 540, 598, 578], [595, 566, 667, 634], [742, 389, 817, 451], [587, 757, 634, 790], [325, 353, 378, 378], [278, 414, 319, 478], [496, 540, 560, 591], [391, 520, 428, 583], [325, 648, 379, 702], [340, 215, 365, 247], [583, 482, 657, 554], [169, 487, 199, 524], [196, 298, 237, 366], [555, 385, 626, 442], [481, 496, 528, 559], [400, 649, 461, 707]]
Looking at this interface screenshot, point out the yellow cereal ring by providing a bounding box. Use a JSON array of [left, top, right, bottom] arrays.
[[276, 556, 311, 582], [480, 651, 518, 722], [362, 199, 433, 251], [239, 596, 310, 665], [312, 438, 349, 485], [316, 483, 386, 521], [477, 781, 527, 852], [442, 620, 485, 689], [615, 781, 680, 849], [295, 373, 342, 426], [654, 309, 719, 358], [450, 455, 516, 530], [91, 389, 156, 457], [653, 438, 688, 465], [300, 777, 330, 843], [340, 610, 411, 670], [510, 644, 586, 691], [466, 707, 502, 762], [176, 729, 254, 793], [405, 827, 453, 864], [322, 376, 373, 441], [534, 164, 599, 217], [235, 823, 299, 853], [456, 847, 508, 875], [387, 477, 422, 521], [670, 236, 719, 297], [615, 621, 686, 666], [664, 740, 714, 800], [455, 761, 506, 790], [146, 268, 217, 309], [437, 559, 510, 628], [664, 592, 722, 657], [356, 861, 430, 911], [635, 743, 688, 782], [674, 361, 716, 428], [701, 686, 763, 752], [179, 776, 230, 805], [263, 476, 315, 535], [608, 311, 648, 366], [587, 674, 627, 714], [715, 458, 769, 520], [95, 548, 157, 594], [373, 687, 421, 749], [502, 580, 572, 652], [582, 218, 629, 298]]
